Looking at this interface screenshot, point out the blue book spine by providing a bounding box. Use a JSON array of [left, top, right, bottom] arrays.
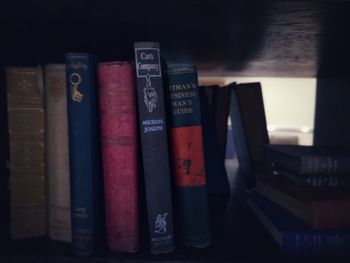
[[66, 53, 101, 256], [228, 84, 252, 183], [248, 191, 350, 255], [283, 232, 350, 255]]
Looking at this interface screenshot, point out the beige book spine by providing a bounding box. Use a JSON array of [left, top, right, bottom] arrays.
[[6, 66, 46, 239], [45, 64, 71, 242]]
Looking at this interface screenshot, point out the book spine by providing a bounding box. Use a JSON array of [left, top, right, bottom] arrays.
[[165, 66, 211, 248], [66, 53, 101, 256], [45, 64, 71, 243], [229, 84, 252, 178], [98, 62, 139, 252], [0, 68, 10, 242], [199, 86, 230, 195], [134, 42, 174, 254], [274, 166, 349, 187], [311, 201, 350, 229], [283, 232, 350, 255], [301, 156, 350, 175], [5, 66, 46, 239]]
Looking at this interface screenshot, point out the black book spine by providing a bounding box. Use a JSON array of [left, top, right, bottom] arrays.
[[0, 69, 9, 242], [134, 42, 174, 254]]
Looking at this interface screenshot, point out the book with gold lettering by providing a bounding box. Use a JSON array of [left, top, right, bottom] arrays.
[[5, 66, 46, 239], [165, 66, 211, 248], [134, 42, 174, 254], [44, 64, 71, 243], [65, 53, 103, 256]]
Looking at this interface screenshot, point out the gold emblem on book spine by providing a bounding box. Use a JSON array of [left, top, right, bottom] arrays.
[[70, 73, 84, 103]]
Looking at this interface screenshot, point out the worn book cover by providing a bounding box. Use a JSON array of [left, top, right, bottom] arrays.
[[98, 61, 139, 252], [45, 64, 71, 243], [6, 66, 46, 239], [66, 53, 104, 256], [165, 66, 211, 248]]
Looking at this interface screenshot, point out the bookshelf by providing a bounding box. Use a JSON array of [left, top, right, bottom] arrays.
[[1, 0, 350, 262]]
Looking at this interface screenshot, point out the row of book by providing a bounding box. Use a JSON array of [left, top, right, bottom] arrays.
[[229, 78, 350, 255], [1, 42, 234, 256]]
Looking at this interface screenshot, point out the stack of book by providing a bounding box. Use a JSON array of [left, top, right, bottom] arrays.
[[1, 42, 234, 256], [248, 144, 350, 255]]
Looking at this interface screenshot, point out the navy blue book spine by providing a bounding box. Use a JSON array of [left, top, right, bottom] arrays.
[[134, 42, 174, 254], [247, 191, 350, 255], [165, 66, 211, 248], [228, 83, 252, 180], [66, 53, 101, 256]]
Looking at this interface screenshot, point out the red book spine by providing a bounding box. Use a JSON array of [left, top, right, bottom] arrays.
[[312, 200, 350, 229], [171, 126, 206, 187], [98, 62, 139, 252]]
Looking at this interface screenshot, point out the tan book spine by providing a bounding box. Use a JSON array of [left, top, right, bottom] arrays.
[[44, 64, 71, 242], [6, 66, 46, 239]]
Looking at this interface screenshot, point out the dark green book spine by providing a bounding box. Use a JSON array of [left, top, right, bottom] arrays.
[[165, 66, 211, 248]]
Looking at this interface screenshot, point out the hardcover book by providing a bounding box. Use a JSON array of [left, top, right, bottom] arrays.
[[5, 66, 46, 239], [45, 64, 71, 243], [66, 53, 103, 256], [98, 61, 139, 252], [264, 144, 350, 176], [255, 174, 350, 229], [134, 42, 174, 254], [272, 166, 350, 188], [228, 82, 252, 179], [246, 191, 350, 255], [165, 66, 211, 248], [229, 82, 269, 187], [199, 85, 230, 195]]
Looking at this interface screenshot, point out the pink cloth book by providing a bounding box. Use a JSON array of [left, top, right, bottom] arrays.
[[98, 62, 139, 252]]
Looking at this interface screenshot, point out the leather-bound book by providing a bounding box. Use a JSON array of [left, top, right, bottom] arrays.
[[44, 64, 71, 242], [5, 66, 46, 239], [66, 53, 103, 256], [134, 42, 174, 254], [98, 61, 139, 252], [165, 66, 211, 248]]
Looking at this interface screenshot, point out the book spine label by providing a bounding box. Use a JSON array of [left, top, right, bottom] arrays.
[[166, 67, 211, 248], [6, 67, 46, 239], [66, 53, 100, 256], [45, 64, 72, 243], [284, 232, 350, 255], [134, 42, 174, 254], [98, 62, 139, 252]]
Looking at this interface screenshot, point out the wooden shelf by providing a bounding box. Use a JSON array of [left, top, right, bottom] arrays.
[[0, 1, 349, 77]]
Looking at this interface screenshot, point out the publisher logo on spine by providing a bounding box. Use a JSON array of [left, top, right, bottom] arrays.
[[154, 213, 168, 234]]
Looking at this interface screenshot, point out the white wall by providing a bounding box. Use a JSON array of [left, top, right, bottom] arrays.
[[199, 77, 316, 145]]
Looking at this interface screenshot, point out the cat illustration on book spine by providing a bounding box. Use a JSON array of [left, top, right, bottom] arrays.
[[144, 73, 158, 113], [134, 42, 174, 254]]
